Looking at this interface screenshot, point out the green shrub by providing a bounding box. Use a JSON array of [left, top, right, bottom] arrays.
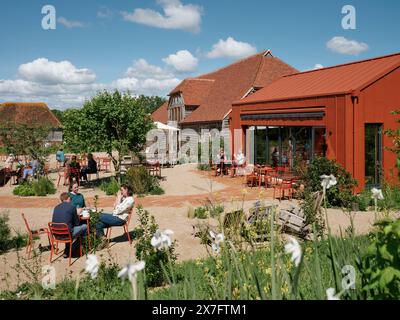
[[149, 185, 165, 195], [300, 156, 357, 208], [100, 179, 120, 196], [353, 190, 373, 211], [13, 184, 35, 197], [125, 166, 160, 196], [134, 206, 177, 287], [197, 164, 211, 171], [0, 213, 27, 254], [381, 183, 400, 210], [194, 207, 209, 219], [359, 219, 400, 299], [32, 178, 56, 196], [13, 178, 56, 197], [0, 214, 11, 253]]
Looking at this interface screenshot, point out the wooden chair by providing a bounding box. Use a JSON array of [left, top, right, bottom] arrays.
[[57, 167, 67, 187], [106, 208, 134, 244], [21, 213, 51, 259], [48, 222, 82, 266]]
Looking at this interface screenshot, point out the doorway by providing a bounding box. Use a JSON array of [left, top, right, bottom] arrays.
[[365, 124, 382, 187]]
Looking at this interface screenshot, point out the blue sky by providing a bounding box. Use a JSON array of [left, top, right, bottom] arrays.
[[0, 0, 399, 109]]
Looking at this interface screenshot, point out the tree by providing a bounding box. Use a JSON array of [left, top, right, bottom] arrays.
[[63, 90, 155, 180], [0, 123, 52, 167], [136, 95, 167, 114], [51, 109, 65, 125]]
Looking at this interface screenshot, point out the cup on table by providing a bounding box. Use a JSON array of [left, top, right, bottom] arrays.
[[81, 209, 90, 218]]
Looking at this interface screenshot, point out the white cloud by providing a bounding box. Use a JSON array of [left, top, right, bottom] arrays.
[[313, 64, 324, 70], [18, 58, 96, 85], [57, 17, 87, 28], [122, 0, 203, 33], [125, 59, 175, 80], [206, 37, 257, 59], [162, 50, 198, 72], [326, 36, 369, 55], [0, 58, 180, 109]]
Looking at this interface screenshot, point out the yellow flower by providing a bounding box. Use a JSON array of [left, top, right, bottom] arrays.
[[265, 268, 272, 276], [241, 188, 248, 196], [305, 247, 313, 256]]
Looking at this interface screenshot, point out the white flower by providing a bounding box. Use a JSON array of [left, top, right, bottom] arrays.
[[16, 291, 22, 298], [326, 288, 340, 300], [284, 236, 302, 267], [210, 230, 225, 253], [118, 261, 145, 282], [151, 229, 174, 250], [321, 174, 337, 190], [371, 188, 384, 200], [85, 255, 99, 279]]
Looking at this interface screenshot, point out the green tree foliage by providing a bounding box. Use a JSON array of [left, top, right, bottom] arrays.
[[136, 95, 167, 114], [0, 123, 52, 166], [51, 109, 65, 125], [384, 110, 400, 178], [300, 156, 357, 208], [63, 90, 155, 178]]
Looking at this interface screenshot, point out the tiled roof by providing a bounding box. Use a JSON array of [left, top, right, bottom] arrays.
[[151, 102, 168, 123], [151, 50, 298, 124], [0, 102, 62, 128], [235, 52, 400, 105], [170, 78, 214, 106]]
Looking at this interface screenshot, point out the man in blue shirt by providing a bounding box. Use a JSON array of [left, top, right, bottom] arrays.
[[56, 148, 65, 167], [52, 192, 87, 258]]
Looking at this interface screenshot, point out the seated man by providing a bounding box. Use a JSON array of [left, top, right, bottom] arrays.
[[96, 184, 134, 246], [52, 192, 87, 258], [68, 182, 86, 213], [22, 158, 39, 181], [80, 153, 98, 182]]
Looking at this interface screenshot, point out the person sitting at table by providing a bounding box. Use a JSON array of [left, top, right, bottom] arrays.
[[5, 154, 15, 169], [52, 192, 87, 258], [68, 182, 86, 214], [22, 157, 39, 181], [67, 155, 81, 186], [56, 148, 66, 167], [80, 153, 98, 182], [95, 184, 134, 247]]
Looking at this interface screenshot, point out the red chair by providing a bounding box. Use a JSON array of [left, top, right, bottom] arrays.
[[273, 178, 294, 200], [48, 222, 82, 266], [21, 213, 51, 259], [106, 208, 134, 244]]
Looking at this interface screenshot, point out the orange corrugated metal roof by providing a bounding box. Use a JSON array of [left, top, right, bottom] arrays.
[[0, 102, 62, 128], [235, 52, 400, 105]]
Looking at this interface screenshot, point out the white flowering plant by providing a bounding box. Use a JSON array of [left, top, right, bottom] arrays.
[[134, 206, 177, 287]]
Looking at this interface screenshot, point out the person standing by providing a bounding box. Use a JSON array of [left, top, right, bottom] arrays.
[[56, 148, 65, 167]]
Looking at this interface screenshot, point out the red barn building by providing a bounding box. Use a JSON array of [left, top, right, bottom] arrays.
[[231, 53, 400, 191]]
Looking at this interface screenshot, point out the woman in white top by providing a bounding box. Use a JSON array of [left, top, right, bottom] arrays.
[[95, 184, 135, 239]]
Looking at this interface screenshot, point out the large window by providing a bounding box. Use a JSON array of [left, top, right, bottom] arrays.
[[252, 126, 325, 167]]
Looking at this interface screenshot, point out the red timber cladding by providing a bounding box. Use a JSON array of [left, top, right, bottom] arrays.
[[361, 67, 400, 187]]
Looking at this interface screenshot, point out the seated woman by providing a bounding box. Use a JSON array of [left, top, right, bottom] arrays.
[[67, 155, 81, 186], [22, 158, 39, 181], [68, 182, 86, 214], [95, 184, 134, 245], [80, 153, 98, 182]]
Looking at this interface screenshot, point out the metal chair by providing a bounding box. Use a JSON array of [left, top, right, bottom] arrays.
[[48, 222, 82, 266], [106, 208, 134, 244], [21, 213, 51, 259]]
